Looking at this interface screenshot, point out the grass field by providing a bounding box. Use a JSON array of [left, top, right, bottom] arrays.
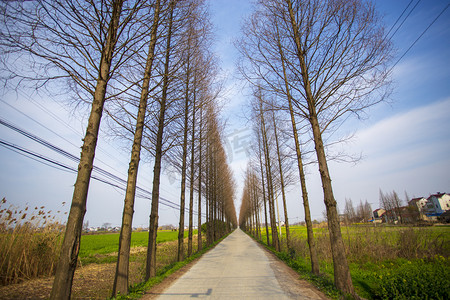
[[255, 224, 450, 299], [78, 230, 197, 264]]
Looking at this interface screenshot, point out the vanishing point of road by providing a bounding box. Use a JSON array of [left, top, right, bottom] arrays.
[[144, 228, 329, 299]]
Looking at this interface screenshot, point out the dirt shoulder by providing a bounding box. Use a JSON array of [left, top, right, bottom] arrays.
[[140, 255, 201, 299], [0, 262, 142, 300], [256, 242, 330, 300]]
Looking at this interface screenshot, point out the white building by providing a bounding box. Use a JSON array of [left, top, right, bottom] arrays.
[[427, 193, 450, 215], [408, 197, 428, 211]]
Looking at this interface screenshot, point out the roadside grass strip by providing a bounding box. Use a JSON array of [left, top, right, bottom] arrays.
[[248, 225, 450, 299]]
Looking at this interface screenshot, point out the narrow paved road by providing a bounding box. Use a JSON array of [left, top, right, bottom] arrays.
[[146, 228, 328, 299]]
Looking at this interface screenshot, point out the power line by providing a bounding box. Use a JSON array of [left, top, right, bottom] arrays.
[[0, 137, 205, 216], [0, 99, 81, 151], [1, 98, 131, 180], [389, 0, 422, 40], [0, 139, 77, 173], [0, 139, 76, 174], [0, 118, 205, 216], [0, 116, 124, 186], [385, 0, 414, 39], [390, 2, 450, 71]]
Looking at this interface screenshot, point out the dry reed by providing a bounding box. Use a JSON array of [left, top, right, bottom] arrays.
[[0, 198, 64, 285], [289, 224, 449, 264]]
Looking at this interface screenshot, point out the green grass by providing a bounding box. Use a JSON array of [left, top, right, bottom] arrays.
[[252, 224, 450, 299], [79, 230, 197, 264], [350, 256, 450, 299]]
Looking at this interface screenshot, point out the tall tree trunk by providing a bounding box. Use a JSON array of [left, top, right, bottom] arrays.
[[145, 0, 175, 280], [258, 139, 270, 246], [50, 2, 124, 299], [252, 186, 258, 237], [260, 103, 280, 251], [252, 174, 261, 240], [197, 105, 203, 252], [207, 136, 213, 245], [205, 170, 210, 243], [112, 1, 161, 296], [275, 24, 319, 273], [286, 0, 354, 294], [309, 105, 353, 294], [271, 113, 291, 249], [287, 97, 320, 275], [177, 61, 191, 262], [188, 83, 197, 257], [213, 177, 217, 241], [211, 138, 217, 242], [249, 187, 254, 235]]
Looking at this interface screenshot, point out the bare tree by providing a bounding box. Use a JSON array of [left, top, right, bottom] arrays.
[[261, 113, 280, 251], [392, 191, 404, 224], [380, 189, 403, 223], [238, 0, 392, 295], [205, 103, 237, 239], [256, 129, 270, 246], [112, 1, 162, 296], [284, 1, 391, 294], [0, 1, 149, 298], [356, 200, 372, 222], [344, 198, 356, 224], [196, 100, 205, 251], [188, 61, 217, 256], [146, 0, 177, 280], [173, 0, 213, 259], [253, 90, 280, 251], [271, 111, 291, 249], [176, 29, 192, 262]]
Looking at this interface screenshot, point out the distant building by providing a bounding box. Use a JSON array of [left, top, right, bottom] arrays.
[[427, 193, 450, 215], [407, 193, 450, 221], [87, 227, 100, 232], [408, 197, 428, 221], [412, 193, 450, 220], [372, 209, 385, 223], [408, 197, 428, 211], [159, 224, 176, 231], [373, 208, 385, 219], [372, 193, 450, 224]]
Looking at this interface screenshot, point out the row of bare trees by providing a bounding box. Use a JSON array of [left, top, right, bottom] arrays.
[[343, 199, 373, 224], [379, 189, 407, 224], [1, 0, 236, 299], [237, 0, 392, 296]]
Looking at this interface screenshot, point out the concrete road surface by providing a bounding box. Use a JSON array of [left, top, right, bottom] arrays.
[[147, 228, 328, 299]]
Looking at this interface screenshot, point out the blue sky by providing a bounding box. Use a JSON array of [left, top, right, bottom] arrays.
[[212, 0, 450, 221], [0, 0, 449, 227]]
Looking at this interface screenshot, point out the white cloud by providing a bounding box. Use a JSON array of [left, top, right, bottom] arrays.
[[330, 98, 450, 208]]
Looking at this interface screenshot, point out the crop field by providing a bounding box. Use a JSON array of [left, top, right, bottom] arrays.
[[79, 230, 194, 257], [78, 230, 197, 264], [256, 224, 450, 299], [0, 226, 201, 299]]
